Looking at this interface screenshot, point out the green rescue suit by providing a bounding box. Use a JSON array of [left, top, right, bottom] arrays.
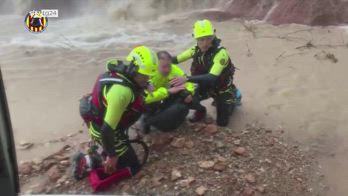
[[80, 59, 144, 175], [173, 38, 238, 126]]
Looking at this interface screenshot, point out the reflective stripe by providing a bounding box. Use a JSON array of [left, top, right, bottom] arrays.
[[99, 78, 124, 83]]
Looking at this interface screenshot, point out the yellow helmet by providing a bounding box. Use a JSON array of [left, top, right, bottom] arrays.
[[126, 46, 158, 76], [193, 19, 215, 39]]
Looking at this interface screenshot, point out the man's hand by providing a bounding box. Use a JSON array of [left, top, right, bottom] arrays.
[[170, 76, 187, 87], [184, 94, 193, 103], [104, 156, 118, 174], [168, 85, 186, 94], [147, 82, 155, 93]]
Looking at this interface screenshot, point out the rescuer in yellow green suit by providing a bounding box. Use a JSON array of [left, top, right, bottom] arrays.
[[171, 19, 242, 127], [75, 46, 158, 184], [142, 51, 195, 132]]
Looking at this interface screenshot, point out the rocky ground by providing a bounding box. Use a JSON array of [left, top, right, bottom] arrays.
[[18, 119, 327, 196]]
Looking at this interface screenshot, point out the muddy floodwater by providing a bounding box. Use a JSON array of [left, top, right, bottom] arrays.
[[0, 0, 348, 195]]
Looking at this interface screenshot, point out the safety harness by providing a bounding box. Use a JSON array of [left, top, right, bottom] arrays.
[[191, 38, 235, 90], [80, 71, 144, 131]]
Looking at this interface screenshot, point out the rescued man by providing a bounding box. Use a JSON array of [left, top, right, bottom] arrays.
[[142, 51, 195, 133]]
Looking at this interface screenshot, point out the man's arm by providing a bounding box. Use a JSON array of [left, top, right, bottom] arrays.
[[172, 46, 196, 64], [171, 65, 195, 95], [101, 84, 133, 156], [145, 87, 169, 104]]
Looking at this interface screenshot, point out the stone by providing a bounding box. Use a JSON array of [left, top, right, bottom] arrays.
[[31, 181, 48, 194], [215, 155, 227, 162], [195, 186, 207, 195], [120, 184, 130, 192], [171, 137, 186, 148], [19, 141, 34, 150], [19, 162, 32, 175], [171, 168, 182, 181], [234, 147, 247, 156], [46, 165, 62, 182], [245, 174, 256, 183], [60, 160, 70, 167], [203, 124, 218, 135], [151, 174, 165, 187], [42, 159, 56, 170], [198, 161, 215, 169], [32, 158, 42, 165], [32, 164, 42, 171], [178, 176, 195, 187], [150, 133, 174, 151], [54, 155, 69, 161], [233, 139, 241, 145], [213, 162, 227, 171], [242, 186, 254, 196], [185, 140, 194, 148], [256, 186, 265, 193]]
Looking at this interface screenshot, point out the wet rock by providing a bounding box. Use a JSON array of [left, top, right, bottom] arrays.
[[213, 162, 227, 171], [46, 165, 62, 182], [264, 158, 272, 164], [256, 185, 265, 193], [120, 184, 131, 192], [60, 160, 70, 167], [150, 133, 174, 151], [19, 162, 32, 175], [31, 181, 48, 194], [151, 174, 165, 187], [215, 141, 225, 148], [234, 147, 247, 156], [171, 168, 182, 181], [178, 176, 195, 187], [32, 164, 42, 172], [185, 140, 194, 148], [245, 174, 256, 184], [233, 139, 241, 145], [203, 124, 218, 135], [57, 175, 68, 187], [195, 185, 207, 195], [42, 159, 56, 170], [32, 158, 42, 165], [242, 186, 254, 196], [171, 137, 186, 148], [54, 155, 69, 161], [215, 155, 227, 162], [19, 141, 34, 150], [198, 161, 215, 169]]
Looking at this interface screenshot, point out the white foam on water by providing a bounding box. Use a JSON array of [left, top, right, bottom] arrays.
[[0, 14, 191, 50]]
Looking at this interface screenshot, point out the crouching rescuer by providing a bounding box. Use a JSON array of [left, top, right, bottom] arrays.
[[75, 46, 158, 191], [171, 19, 242, 127]]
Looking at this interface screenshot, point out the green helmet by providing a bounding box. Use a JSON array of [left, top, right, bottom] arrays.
[[126, 46, 158, 76], [193, 19, 215, 39]]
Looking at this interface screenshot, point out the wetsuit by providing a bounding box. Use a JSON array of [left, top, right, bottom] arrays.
[[86, 59, 145, 175], [173, 38, 238, 126]]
